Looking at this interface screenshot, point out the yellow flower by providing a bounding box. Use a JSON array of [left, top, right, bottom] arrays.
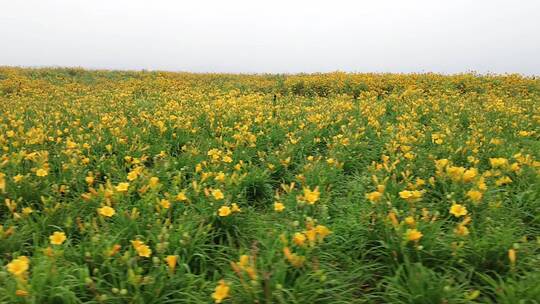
[[274, 201, 285, 212], [435, 159, 449, 169], [314, 225, 331, 239], [454, 224, 469, 236], [432, 133, 444, 144], [212, 189, 225, 200], [495, 176, 512, 186], [85, 175, 94, 185], [404, 216, 416, 227], [107, 244, 122, 257], [36, 168, 48, 177], [405, 229, 423, 242], [7, 256, 29, 277], [490, 138, 502, 145], [467, 190, 483, 202], [98, 206, 116, 217], [518, 130, 532, 137], [50, 231, 67, 245], [13, 174, 24, 183], [477, 177, 488, 191], [215, 172, 226, 182], [399, 190, 423, 202], [462, 168, 477, 183], [207, 149, 222, 161], [238, 255, 250, 268], [305, 229, 317, 244], [15, 289, 29, 297], [449, 204, 468, 217], [446, 166, 465, 182], [508, 249, 516, 265], [127, 170, 139, 181], [293, 232, 306, 246], [1, 173, 7, 192], [510, 163, 520, 172], [388, 211, 399, 227], [165, 255, 178, 272], [149, 176, 160, 188], [218, 206, 231, 217], [366, 191, 382, 203], [303, 187, 320, 204], [136, 244, 152, 257], [211, 280, 230, 303], [231, 203, 241, 213], [131, 240, 151, 257], [176, 191, 188, 201], [489, 158, 508, 168], [131, 240, 144, 249], [283, 247, 305, 268], [245, 266, 257, 280], [159, 199, 171, 209], [115, 182, 129, 192], [404, 152, 415, 160], [22, 207, 33, 215], [0, 172, 7, 193]]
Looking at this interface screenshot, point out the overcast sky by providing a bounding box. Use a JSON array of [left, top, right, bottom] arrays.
[[1, 0, 539, 74]]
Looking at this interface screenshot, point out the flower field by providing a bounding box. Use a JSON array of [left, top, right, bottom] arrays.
[[0, 67, 539, 303]]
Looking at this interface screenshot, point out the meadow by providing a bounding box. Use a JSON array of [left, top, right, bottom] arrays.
[[0, 67, 539, 303]]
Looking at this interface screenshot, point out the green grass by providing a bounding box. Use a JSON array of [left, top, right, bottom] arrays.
[[0, 67, 539, 303]]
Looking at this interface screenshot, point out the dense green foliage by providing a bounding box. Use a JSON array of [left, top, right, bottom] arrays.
[[0, 67, 539, 303]]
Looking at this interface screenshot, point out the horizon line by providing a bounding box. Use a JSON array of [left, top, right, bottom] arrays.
[[1, 65, 538, 78]]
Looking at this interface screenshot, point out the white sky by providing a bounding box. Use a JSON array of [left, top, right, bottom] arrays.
[[1, 0, 539, 74]]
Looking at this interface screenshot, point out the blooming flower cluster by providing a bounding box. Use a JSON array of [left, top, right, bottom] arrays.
[[0, 68, 538, 303]]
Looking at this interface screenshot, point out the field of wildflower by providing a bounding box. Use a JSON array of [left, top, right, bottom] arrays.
[[0, 67, 539, 303]]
